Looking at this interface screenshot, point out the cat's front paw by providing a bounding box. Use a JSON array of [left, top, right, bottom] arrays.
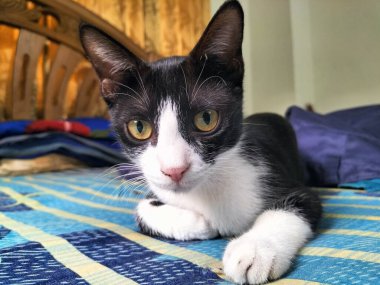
[[136, 199, 218, 240], [223, 235, 291, 284], [136, 199, 164, 236]]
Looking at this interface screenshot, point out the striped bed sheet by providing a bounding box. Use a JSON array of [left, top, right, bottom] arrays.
[[0, 168, 379, 285]]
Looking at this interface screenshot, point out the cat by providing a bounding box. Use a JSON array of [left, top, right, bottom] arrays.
[[80, 0, 322, 284]]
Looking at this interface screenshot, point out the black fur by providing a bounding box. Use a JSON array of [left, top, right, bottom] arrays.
[[241, 114, 322, 230], [150, 200, 164, 207], [80, 0, 321, 234]]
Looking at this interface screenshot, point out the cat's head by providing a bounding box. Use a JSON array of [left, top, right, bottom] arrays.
[[80, 0, 244, 193]]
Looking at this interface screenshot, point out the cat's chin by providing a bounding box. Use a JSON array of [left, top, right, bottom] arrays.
[[149, 179, 201, 194]]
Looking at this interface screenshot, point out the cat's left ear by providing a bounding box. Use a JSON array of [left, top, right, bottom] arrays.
[[79, 24, 145, 105], [190, 0, 244, 69], [80, 24, 143, 80]]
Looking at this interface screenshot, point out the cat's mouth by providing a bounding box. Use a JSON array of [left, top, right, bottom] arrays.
[[149, 179, 197, 192], [147, 170, 207, 193]]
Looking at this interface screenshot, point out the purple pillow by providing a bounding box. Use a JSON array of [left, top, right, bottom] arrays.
[[286, 105, 380, 186]]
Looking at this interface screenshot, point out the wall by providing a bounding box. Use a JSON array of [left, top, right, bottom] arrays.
[[306, 0, 380, 112], [212, 0, 380, 115]]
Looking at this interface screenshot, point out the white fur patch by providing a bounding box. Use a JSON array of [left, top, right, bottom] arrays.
[[223, 210, 312, 284], [138, 101, 204, 192], [139, 140, 266, 237], [155, 102, 190, 170], [137, 199, 218, 240]]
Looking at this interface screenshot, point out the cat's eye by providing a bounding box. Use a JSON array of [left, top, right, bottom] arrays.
[[127, 120, 153, 140], [194, 110, 219, 132]]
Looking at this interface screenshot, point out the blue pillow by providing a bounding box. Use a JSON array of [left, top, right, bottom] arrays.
[[286, 105, 380, 187]]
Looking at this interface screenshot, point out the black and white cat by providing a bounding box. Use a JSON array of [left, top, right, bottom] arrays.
[[80, 1, 321, 283]]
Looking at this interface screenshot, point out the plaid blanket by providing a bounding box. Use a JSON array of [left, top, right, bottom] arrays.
[[1, 168, 379, 285]]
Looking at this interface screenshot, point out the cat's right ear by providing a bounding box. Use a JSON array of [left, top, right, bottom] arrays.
[[79, 24, 144, 105], [189, 0, 244, 68]]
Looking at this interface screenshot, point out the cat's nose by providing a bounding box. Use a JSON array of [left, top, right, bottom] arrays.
[[161, 165, 189, 183]]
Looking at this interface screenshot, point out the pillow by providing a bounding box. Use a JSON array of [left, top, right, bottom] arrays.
[[286, 105, 380, 187]]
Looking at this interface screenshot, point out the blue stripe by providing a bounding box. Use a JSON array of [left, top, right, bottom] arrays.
[[0, 239, 88, 284], [1, 183, 138, 231], [31, 173, 146, 198], [32, 193, 138, 229], [0, 227, 29, 250], [61, 228, 223, 285], [323, 206, 380, 216], [321, 198, 380, 206], [319, 217, 380, 232], [286, 255, 380, 284], [5, 211, 96, 236], [5, 179, 138, 208], [308, 234, 380, 253], [316, 190, 360, 196], [156, 237, 228, 260]]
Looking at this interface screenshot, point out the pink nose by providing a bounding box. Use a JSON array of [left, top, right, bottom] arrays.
[[161, 165, 189, 183]]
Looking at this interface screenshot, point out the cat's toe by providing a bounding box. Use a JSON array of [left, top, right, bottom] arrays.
[[223, 236, 288, 284]]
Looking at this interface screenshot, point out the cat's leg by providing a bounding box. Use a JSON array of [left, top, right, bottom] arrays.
[[223, 210, 312, 284], [136, 199, 219, 240], [222, 186, 321, 284], [223, 203, 319, 284]]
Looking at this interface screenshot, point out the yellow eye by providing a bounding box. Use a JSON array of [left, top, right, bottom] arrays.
[[127, 120, 152, 140], [194, 110, 219, 132]]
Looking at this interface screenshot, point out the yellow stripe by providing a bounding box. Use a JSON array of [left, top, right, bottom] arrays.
[[323, 213, 380, 221], [0, 212, 136, 285], [320, 195, 380, 201], [269, 279, 325, 285], [301, 247, 380, 264], [36, 172, 144, 187], [0, 186, 225, 279], [2, 179, 134, 215], [38, 175, 147, 196], [319, 229, 380, 238], [313, 187, 361, 193], [323, 203, 380, 210], [25, 176, 140, 203]]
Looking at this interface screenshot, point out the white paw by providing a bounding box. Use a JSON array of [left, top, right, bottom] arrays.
[[223, 235, 291, 284], [136, 199, 218, 240]]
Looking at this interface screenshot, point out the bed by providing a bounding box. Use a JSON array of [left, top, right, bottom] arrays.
[[1, 169, 380, 285], [1, 1, 379, 284]]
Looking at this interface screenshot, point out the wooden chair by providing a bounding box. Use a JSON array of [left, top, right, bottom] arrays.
[[0, 0, 153, 121]]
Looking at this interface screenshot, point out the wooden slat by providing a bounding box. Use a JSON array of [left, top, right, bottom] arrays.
[[0, 0, 154, 61], [123, 0, 145, 51], [8, 29, 45, 120], [73, 67, 101, 117], [44, 44, 82, 119]]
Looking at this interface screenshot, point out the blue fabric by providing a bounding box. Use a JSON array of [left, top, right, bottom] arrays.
[[1, 168, 379, 284], [0, 132, 124, 167], [70, 117, 116, 139], [286, 105, 380, 186], [0, 120, 31, 138], [0, 118, 116, 139]]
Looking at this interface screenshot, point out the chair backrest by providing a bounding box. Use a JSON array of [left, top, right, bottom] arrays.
[[0, 0, 153, 121]]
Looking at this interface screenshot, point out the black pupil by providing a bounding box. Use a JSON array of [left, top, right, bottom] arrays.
[[202, 111, 211, 125], [136, 121, 144, 133]]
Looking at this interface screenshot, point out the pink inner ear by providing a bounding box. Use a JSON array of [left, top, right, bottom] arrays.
[[100, 78, 118, 102]]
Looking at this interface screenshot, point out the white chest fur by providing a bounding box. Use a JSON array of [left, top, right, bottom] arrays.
[[150, 146, 265, 236]]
